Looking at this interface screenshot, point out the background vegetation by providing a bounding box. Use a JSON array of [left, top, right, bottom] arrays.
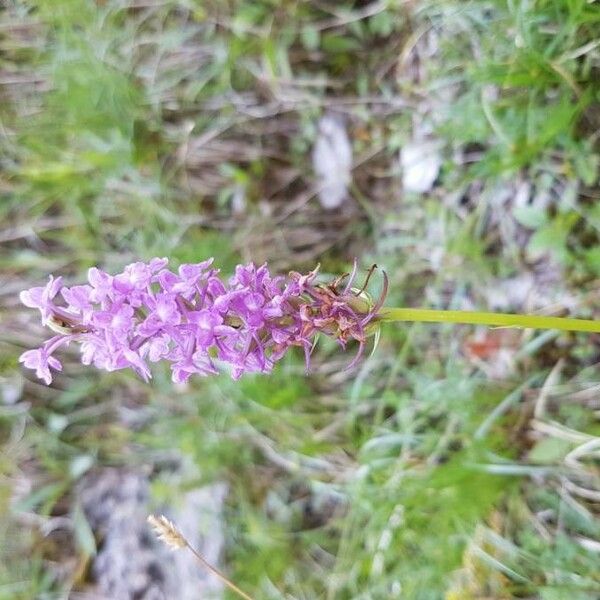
[[1, 0, 600, 598]]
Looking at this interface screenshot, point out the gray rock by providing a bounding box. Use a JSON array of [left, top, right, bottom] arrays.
[[78, 468, 226, 600]]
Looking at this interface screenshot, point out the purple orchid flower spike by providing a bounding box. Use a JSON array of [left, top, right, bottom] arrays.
[[20, 256, 600, 386], [19, 259, 387, 384]]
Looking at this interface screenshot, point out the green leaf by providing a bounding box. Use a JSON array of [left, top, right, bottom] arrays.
[[528, 437, 572, 464], [15, 482, 66, 514], [72, 502, 97, 556], [300, 26, 320, 51], [513, 205, 548, 229], [574, 152, 599, 187], [527, 213, 579, 263], [321, 33, 361, 53], [584, 246, 600, 276]]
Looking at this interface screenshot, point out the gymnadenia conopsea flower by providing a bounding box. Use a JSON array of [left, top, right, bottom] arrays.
[[19, 258, 600, 384], [18, 259, 385, 384]]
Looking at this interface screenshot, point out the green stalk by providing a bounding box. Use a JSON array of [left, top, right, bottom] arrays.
[[378, 308, 600, 333]]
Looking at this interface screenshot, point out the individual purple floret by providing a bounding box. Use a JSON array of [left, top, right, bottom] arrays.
[[19, 259, 386, 384]]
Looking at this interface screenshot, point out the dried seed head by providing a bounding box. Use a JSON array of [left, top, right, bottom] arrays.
[[147, 514, 187, 550]]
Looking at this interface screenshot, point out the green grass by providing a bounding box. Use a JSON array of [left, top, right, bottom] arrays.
[[1, 0, 600, 599]]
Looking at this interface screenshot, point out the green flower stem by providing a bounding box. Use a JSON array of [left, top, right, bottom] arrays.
[[378, 308, 600, 333]]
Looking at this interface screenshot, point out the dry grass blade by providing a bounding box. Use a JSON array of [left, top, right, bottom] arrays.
[[147, 515, 255, 600]]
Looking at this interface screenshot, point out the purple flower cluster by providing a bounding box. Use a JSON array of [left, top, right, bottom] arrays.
[[19, 259, 386, 384]]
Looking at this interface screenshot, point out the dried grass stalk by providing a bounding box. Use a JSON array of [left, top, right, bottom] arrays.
[[147, 514, 255, 600]]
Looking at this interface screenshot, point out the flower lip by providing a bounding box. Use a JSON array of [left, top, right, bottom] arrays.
[[19, 275, 63, 324]]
